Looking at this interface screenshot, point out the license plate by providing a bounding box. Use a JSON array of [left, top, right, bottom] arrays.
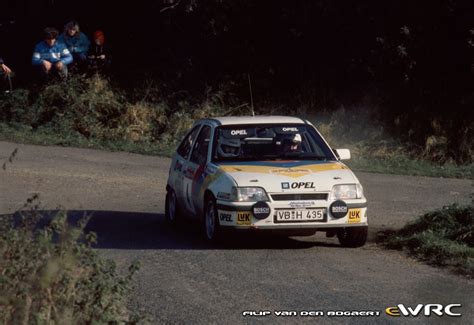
[[274, 208, 326, 223]]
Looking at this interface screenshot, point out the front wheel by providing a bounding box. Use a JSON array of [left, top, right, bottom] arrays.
[[204, 197, 221, 242], [337, 226, 368, 248]]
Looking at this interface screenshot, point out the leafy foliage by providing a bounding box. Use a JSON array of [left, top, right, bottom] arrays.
[[0, 196, 141, 324]]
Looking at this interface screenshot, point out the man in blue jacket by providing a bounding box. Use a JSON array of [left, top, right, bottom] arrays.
[[32, 27, 73, 81], [58, 21, 90, 67]]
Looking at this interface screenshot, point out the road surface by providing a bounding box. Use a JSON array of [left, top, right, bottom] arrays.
[[0, 141, 472, 324]]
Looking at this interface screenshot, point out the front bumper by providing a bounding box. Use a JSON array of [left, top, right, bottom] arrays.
[[216, 199, 368, 230]]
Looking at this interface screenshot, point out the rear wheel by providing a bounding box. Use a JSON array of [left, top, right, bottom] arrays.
[[165, 189, 180, 224], [204, 197, 221, 242], [337, 226, 368, 248]]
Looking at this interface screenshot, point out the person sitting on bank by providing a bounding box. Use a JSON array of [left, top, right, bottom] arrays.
[[0, 57, 12, 76], [88, 30, 111, 72], [0, 57, 14, 92], [58, 21, 90, 67], [32, 27, 73, 81]]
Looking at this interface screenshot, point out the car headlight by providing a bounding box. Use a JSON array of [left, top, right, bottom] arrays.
[[330, 184, 364, 200], [230, 187, 269, 202]]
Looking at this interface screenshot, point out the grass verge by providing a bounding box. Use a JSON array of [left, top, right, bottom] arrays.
[[0, 122, 176, 157], [347, 156, 473, 179], [1, 122, 472, 179], [383, 204, 474, 277]]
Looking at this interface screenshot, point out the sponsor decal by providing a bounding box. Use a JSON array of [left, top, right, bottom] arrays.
[[237, 212, 252, 225], [217, 192, 231, 200], [223, 128, 256, 139], [174, 160, 183, 172], [219, 212, 233, 222], [385, 304, 461, 317], [289, 201, 315, 208], [292, 182, 316, 189], [330, 200, 348, 219], [252, 201, 271, 220], [231, 129, 247, 136], [271, 168, 311, 177], [275, 127, 300, 134], [219, 162, 346, 178], [206, 165, 217, 174], [281, 182, 315, 189], [348, 209, 361, 223]]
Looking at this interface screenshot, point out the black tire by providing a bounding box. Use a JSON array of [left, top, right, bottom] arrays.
[[203, 196, 222, 242], [165, 189, 180, 225], [337, 226, 368, 248]]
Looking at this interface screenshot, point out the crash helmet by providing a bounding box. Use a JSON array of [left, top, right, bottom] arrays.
[[217, 137, 242, 158], [277, 133, 302, 153]]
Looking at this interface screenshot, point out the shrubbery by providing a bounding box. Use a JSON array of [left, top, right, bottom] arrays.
[[0, 75, 472, 175], [0, 75, 250, 153], [0, 197, 141, 323], [385, 204, 474, 276]]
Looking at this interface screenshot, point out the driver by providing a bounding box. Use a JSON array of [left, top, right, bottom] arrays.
[[277, 133, 303, 154], [217, 137, 242, 158]]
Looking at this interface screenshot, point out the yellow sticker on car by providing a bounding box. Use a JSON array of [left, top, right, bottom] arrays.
[[348, 209, 361, 223], [237, 212, 252, 225]]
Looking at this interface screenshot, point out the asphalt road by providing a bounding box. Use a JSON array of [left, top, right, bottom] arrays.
[[0, 141, 472, 324]]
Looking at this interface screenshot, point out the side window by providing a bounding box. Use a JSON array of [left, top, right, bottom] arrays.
[[190, 126, 211, 165], [177, 125, 201, 159]]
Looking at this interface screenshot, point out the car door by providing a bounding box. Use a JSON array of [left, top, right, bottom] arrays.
[[183, 124, 212, 217], [172, 124, 202, 205]]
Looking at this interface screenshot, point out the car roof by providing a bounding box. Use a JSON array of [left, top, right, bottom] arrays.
[[202, 115, 308, 126]]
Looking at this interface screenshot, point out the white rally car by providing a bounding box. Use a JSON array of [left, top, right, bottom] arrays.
[[165, 116, 368, 247]]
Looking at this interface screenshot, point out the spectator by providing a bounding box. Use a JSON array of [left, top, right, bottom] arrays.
[[88, 30, 111, 72], [58, 21, 90, 67], [0, 57, 13, 92], [32, 27, 73, 81], [0, 57, 12, 76]]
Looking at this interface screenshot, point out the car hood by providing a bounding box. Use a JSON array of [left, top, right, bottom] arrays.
[[215, 160, 357, 192]]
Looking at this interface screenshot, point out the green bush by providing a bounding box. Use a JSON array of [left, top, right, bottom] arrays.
[[0, 75, 471, 176], [0, 197, 141, 324], [385, 204, 474, 276]]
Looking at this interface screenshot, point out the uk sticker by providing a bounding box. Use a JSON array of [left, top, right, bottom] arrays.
[[348, 209, 361, 223], [237, 212, 252, 225]]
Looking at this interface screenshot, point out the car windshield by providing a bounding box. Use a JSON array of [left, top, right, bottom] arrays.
[[212, 124, 336, 162]]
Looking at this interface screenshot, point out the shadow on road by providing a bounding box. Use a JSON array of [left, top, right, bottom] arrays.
[[2, 210, 343, 250]]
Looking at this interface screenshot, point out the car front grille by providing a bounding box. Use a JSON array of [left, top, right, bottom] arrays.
[[271, 193, 328, 201]]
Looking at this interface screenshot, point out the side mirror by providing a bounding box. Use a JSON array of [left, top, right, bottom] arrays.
[[335, 149, 351, 160]]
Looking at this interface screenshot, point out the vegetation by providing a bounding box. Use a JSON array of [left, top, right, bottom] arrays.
[[0, 75, 471, 179], [0, 196, 141, 323], [384, 204, 474, 276]]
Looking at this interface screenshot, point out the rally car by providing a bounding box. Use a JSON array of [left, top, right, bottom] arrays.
[[165, 116, 368, 247]]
